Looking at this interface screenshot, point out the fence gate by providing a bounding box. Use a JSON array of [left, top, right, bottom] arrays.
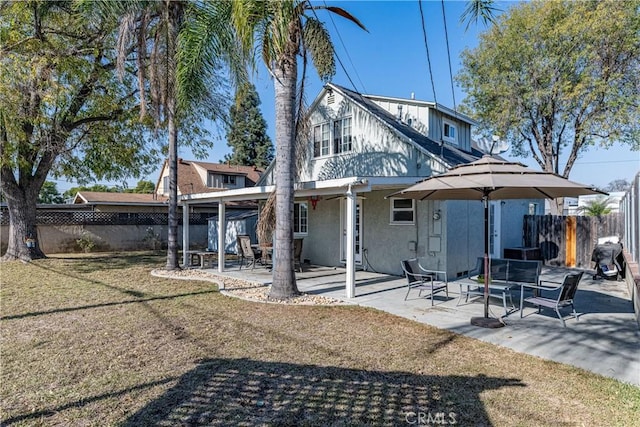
[[524, 213, 623, 268]]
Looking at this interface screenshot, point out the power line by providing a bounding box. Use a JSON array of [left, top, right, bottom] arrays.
[[441, 0, 457, 111], [309, 4, 361, 93], [418, 0, 437, 104], [322, 0, 366, 93], [575, 159, 639, 165]]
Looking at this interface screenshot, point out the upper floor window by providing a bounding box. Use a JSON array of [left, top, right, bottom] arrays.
[[313, 123, 330, 157], [208, 173, 239, 188], [390, 198, 415, 224], [334, 117, 352, 154], [162, 176, 169, 195], [443, 119, 457, 144]]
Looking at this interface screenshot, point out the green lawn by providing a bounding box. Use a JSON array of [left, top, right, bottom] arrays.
[[1, 253, 638, 426]]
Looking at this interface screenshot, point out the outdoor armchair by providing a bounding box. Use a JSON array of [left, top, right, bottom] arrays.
[[401, 258, 448, 305], [237, 235, 260, 270], [520, 271, 584, 327]]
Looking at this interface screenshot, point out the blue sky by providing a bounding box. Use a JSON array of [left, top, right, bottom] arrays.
[[55, 0, 638, 193], [239, 0, 638, 190]]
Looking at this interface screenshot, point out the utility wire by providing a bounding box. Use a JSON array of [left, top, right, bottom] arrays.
[[322, 0, 367, 93], [418, 0, 438, 104], [441, 0, 457, 111], [308, 5, 361, 93]]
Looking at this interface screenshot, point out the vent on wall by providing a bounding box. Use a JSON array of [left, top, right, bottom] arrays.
[[327, 92, 335, 104]]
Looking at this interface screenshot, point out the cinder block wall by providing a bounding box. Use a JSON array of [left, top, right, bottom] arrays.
[[0, 225, 208, 254]]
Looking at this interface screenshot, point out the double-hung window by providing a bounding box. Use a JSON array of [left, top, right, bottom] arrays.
[[333, 117, 352, 154], [294, 202, 308, 234], [390, 198, 415, 224], [313, 123, 330, 157]]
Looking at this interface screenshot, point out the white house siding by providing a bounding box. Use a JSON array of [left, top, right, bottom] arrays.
[[303, 93, 434, 183], [499, 199, 544, 251], [428, 110, 472, 153], [301, 190, 486, 277], [302, 196, 342, 267], [361, 191, 424, 275], [367, 98, 430, 136], [444, 200, 485, 278]]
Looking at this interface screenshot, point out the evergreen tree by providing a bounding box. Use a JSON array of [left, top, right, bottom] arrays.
[[38, 182, 64, 204], [225, 83, 274, 168]]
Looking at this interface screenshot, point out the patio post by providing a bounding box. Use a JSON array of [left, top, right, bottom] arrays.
[[346, 184, 356, 298], [182, 202, 190, 267], [218, 201, 226, 277]]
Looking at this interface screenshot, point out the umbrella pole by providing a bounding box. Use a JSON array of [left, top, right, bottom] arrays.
[[484, 197, 490, 318], [470, 194, 504, 328]]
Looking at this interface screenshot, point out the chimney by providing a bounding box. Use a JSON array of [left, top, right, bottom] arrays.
[[411, 92, 415, 100]]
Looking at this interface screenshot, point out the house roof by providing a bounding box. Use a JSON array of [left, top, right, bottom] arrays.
[[162, 159, 263, 195], [73, 191, 168, 205], [328, 83, 483, 168]]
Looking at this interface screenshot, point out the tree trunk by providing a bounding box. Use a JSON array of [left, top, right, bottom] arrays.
[[1, 188, 45, 261], [165, 115, 180, 270], [164, 1, 181, 271], [269, 57, 299, 299]]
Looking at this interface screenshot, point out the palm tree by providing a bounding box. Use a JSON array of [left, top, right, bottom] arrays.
[[92, 1, 241, 270], [232, 1, 496, 300], [577, 197, 613, 217], [231, 1, 366, 299]]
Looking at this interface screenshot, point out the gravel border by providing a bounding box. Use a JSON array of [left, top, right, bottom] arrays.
[[151, 268, 348, 306]]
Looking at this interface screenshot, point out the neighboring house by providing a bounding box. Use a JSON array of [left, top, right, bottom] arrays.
[[565, 192, 625, 215], [180, 83, 543, 294], [72, 191, 169, 213], [155, 158, 263, 197]]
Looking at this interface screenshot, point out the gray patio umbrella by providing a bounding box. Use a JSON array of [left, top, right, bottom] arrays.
[[391, 155, 606, 327]]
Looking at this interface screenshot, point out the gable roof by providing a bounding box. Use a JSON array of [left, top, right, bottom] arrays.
[[73, 191, 168, 205], [328, 83, 483, 168], [157, 159, 264, 195]]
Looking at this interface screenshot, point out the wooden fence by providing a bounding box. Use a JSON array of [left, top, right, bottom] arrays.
[[523, 213, 624, 268]]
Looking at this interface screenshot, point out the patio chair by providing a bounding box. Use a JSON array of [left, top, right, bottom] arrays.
[[521, 271, 584, 327], [237, 235, 260, 270], [401, 258, 448, 305]]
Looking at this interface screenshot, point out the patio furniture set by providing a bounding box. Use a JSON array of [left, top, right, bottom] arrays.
[[186, 235, 305, 272], [401, 257, 584, 327]]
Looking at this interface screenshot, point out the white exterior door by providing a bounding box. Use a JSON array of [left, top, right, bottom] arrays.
[[341, 198, 363, 264], [489, 201, 502, 258]]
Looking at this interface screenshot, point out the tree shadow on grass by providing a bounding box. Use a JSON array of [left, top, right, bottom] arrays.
[[123, 358, 525, 426], [47, 251, 165, 273]]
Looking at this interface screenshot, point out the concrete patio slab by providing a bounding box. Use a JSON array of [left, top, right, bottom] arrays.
[[203, 263, 640, 386]]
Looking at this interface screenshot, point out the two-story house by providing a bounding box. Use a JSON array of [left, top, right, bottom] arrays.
[[155, 159, 263, 197], [180, 83, 542, 295]]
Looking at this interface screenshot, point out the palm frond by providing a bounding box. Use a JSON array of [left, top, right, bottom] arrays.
[[318, 5, 368, 32], [257, 191, 276, 245], [460, 0, 500, 31], [302, 17, 335, 82], [177, 1, 244, 115]]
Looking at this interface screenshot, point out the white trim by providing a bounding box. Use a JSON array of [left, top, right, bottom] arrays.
[[178, 176, 422, 205], [294, 202, 308, 235], [389, 198, 416, 224], [443, 119, 457, 145]]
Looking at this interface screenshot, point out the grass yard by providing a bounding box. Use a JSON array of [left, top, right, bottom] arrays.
[[1, 253, 638, 426]]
